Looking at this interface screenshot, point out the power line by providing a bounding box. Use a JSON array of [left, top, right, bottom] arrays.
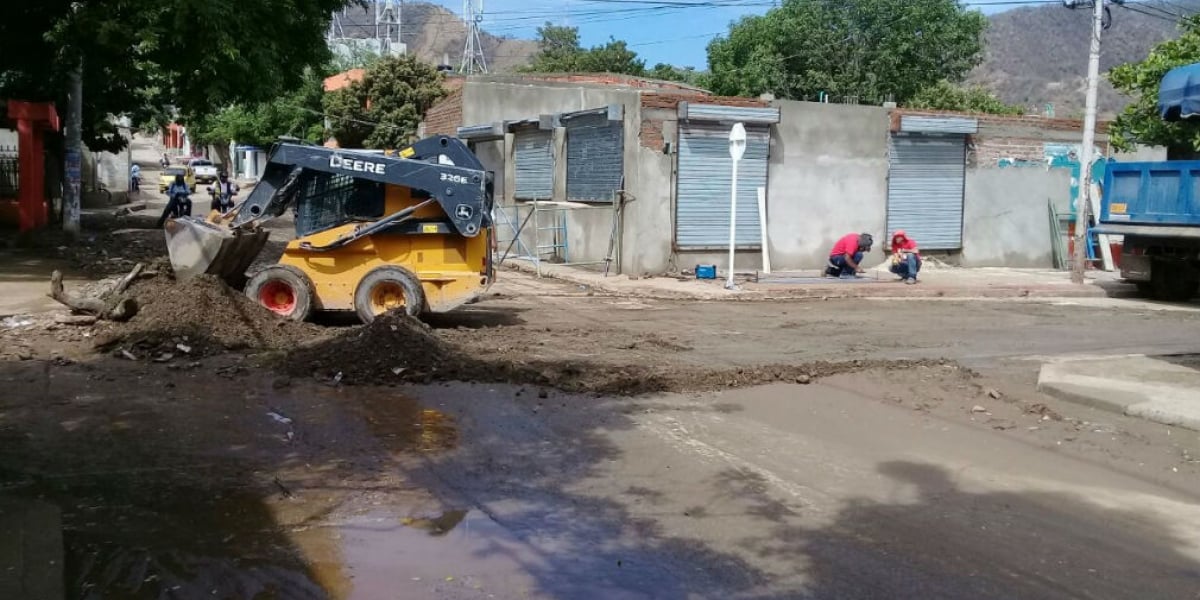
[[1122, 1, 1188, 21]]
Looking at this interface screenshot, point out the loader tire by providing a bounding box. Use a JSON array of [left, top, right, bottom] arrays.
[[354, 265, 425, 323], [246, 265, 315, 322]]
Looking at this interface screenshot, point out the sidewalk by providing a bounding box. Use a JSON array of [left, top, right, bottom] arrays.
[[1038, 354, 1200, 431], [503, 260, 1126, 301]]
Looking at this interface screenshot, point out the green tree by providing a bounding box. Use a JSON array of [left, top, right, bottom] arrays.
[[523, 23, 646, 76], [647, 64, 707, 87], [189, 69, 329, 164], [577, 39, 646, 75], [330, 40, 386, 72], [1108, 16, 1200, 153], [907, 80, 1025, 115], [323, 54, 446, 149], [706, 0, 987, 103], [0, 0, 352, 152], [526, 23, 584, 72]]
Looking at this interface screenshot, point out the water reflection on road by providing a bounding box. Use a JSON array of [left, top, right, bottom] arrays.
[[0, 371, 531, 599]]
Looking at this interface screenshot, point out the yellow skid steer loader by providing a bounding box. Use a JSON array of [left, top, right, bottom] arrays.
[[163, 136, 495, 323]]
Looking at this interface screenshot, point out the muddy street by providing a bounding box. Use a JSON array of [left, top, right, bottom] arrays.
[[4, 273, 1200, 598]]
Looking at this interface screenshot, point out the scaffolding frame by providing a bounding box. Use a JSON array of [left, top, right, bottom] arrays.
[[493, 193, 625, 277]]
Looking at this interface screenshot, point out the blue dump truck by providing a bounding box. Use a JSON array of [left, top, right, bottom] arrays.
[[1098, 161, 1200, 300], [1096, 63, 1200, 301]]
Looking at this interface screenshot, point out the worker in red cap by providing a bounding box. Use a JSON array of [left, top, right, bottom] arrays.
[[889, 230, 921, 284]]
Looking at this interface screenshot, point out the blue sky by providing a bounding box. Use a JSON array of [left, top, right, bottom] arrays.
[[429, 0, 1026, 69]]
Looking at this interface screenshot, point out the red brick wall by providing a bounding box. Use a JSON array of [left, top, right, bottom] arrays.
[[640, 93, 767, 111], [640, 118, 665, 151], [891, 108, 1113, 168], [890, 109, 1111, 135], [970, 137, 1048, 166], [423, 88, 463, 137], [638, 95, 768, 151], [508, 73, 706, 92]]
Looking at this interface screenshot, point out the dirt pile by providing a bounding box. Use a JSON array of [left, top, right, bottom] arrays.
[[284, 315, 961, 395], [95, 272, 326, 357], [285, 312, 454, 383], [485, 357, 964, 396]]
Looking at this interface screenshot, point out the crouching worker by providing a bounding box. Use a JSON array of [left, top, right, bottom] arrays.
[[889, 230, 921, 284], [825, 232, 874, 278]]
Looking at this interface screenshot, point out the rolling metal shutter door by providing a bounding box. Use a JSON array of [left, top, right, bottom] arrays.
[[514, 129, 553, 200], [887, 135, 966, 250], [565, 112, 624, 202], [676, 122, 768, 247]]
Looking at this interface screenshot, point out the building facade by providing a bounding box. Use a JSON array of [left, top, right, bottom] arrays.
[[421, 75, 1160, 276]]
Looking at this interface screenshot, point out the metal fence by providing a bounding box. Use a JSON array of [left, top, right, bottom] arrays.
[[0, 145, 17, 197]]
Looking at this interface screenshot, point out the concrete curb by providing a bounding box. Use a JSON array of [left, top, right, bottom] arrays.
[[1037, 357, 1200, 432], [502, 262, 1117, 302]]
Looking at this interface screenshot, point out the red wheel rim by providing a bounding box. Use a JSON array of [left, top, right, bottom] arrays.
[[259, 280, 296, 315]]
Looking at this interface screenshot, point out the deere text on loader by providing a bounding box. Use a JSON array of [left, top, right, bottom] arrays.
[[162, 136, 495, 323]]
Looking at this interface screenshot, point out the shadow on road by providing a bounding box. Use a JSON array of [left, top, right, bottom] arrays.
[[714, 461, 1200, 599]]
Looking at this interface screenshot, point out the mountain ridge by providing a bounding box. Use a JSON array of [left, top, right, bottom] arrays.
[[341, 2, 1193, 116]]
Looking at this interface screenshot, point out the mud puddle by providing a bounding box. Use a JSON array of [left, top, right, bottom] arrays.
[[1, 478, 539, 599], [0, 363, 543, 599], [293, 506, 541, 599]]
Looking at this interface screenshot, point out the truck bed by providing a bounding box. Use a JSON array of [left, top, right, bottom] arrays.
[[1100, 160, 1200, 226]]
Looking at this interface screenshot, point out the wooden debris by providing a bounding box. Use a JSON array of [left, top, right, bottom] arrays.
[[47, 263, 144, 322]]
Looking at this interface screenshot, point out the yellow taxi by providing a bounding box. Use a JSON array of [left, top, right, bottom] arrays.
[[158, 166, 196, 194]]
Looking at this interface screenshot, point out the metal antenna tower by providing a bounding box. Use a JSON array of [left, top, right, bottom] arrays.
[[327, 5, 348, 43], [376, 0, 404, 57], [460, 0, 488, 75], [327, 1, 406, 60]]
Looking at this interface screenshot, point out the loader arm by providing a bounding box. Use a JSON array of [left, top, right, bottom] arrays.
[[231, 136, 493, 237]]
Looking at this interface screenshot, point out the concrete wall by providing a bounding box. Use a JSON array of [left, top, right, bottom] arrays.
[[1114, 144, 1168, 162], [460, 81, 671, 276], [764, 100, 891, 270], [82, 130, 133, 205], [628, 105, 675, 276], [960, 167, 1071, 268]]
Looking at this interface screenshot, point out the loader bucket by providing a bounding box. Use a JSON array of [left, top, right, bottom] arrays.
[[164, 217, 270, 286]]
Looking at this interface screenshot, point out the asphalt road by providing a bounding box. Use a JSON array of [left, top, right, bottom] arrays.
[[368, 289, 1200, 599], [395, 374, 1200, 599], [6, 264, 1200, 598]]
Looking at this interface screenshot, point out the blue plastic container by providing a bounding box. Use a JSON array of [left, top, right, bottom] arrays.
[[695, 264, 717, 279]]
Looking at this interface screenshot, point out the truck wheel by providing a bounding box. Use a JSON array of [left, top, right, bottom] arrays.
[[1151, 263, 1200, 302], [245, 265, 315, 321], [354, 265, 425, 323]]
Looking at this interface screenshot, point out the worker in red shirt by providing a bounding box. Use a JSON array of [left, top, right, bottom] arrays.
[[825, 232, 874, 277], [889, 230, 921, 284]]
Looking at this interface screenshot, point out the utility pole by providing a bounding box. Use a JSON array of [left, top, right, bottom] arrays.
[[64, 60, 82, 235], [1070, 0, 1105, 284]]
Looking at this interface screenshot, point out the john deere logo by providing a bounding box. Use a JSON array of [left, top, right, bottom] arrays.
[[329, 154, 385, 175], [455, 205, 473, 219]]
